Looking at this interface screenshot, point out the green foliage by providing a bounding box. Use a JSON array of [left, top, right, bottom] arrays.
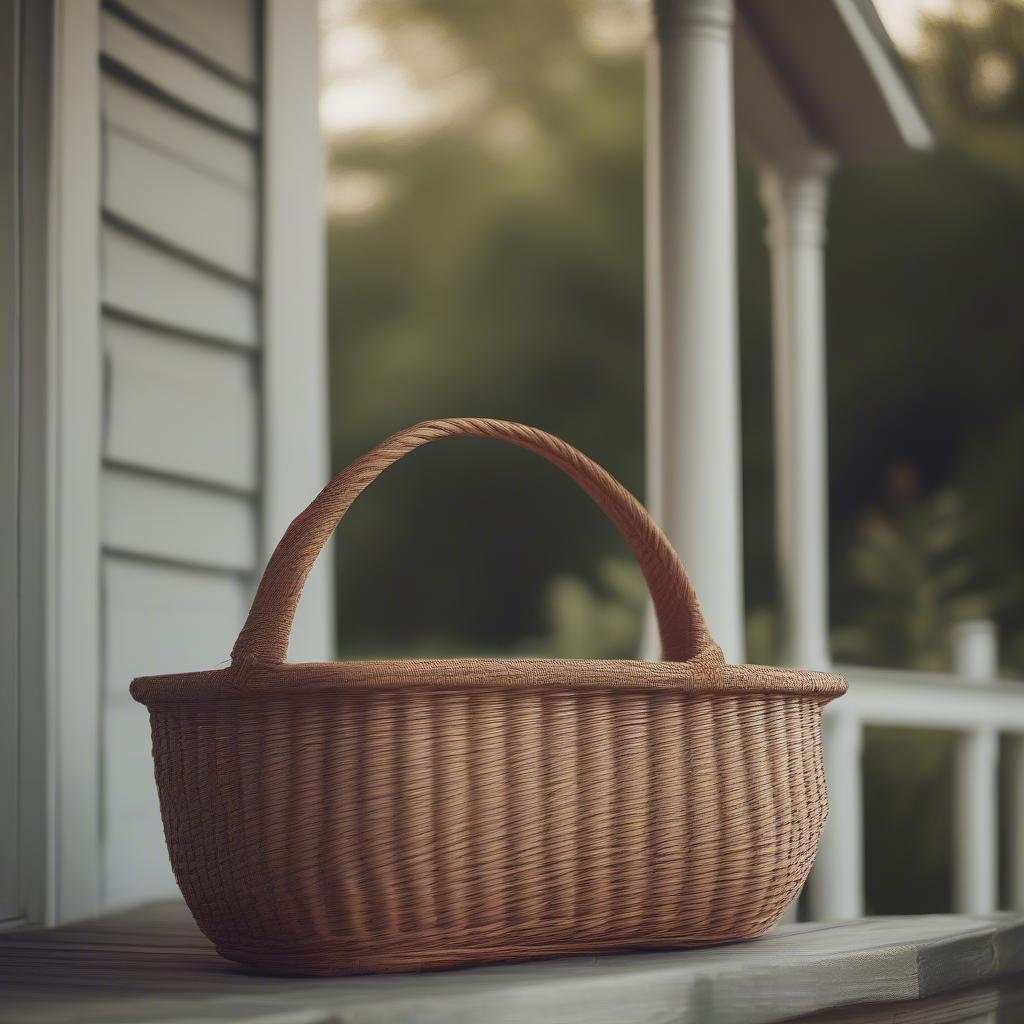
[[832, 479, 1005, 671], [521, 558, 646, 659]]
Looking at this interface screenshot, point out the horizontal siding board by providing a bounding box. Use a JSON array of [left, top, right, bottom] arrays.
[[100, 11, 258, 135], [102, 812, 178, 910], [104, 317, 259, 490], [100, 555, 252, 911], [101, 75, 255, 189], [109, 0, 257, 85], [103, 556, 249, 699], [102, 702, 161, 820], [103, 126, 257, 280], [101, 467, 258, 571], [101, 225, 258, 347], [99, 713, 178, 912]]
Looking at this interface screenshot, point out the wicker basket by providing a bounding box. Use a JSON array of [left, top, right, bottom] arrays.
[[131, 418, 846, 976]]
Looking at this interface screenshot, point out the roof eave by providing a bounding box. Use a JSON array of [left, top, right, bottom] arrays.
[[735, 0, 934, 167], [837, 0, 934, 153]]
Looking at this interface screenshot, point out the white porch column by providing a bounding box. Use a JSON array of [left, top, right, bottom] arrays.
[[952, 620, 999, 914], [647, 0, 745, 661], [758, 152, 836, 671]]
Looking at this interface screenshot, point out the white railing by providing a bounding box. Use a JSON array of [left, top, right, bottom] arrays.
[[808, 620, 1024, 920]]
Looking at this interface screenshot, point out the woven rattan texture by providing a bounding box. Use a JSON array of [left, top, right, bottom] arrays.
[[151, 689, 828, 974], [132, 418, 846, 975]]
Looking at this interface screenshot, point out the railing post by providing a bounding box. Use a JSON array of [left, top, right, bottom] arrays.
[[952, 620, 999, 914], [1010, 737, 1024, 911], [808, 710, 864, 920], [646, 0, 745, 662]]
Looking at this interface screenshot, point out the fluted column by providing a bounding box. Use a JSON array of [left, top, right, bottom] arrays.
[[759, 151, 836, 671]]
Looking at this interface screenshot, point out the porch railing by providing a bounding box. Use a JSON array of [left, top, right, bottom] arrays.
[[808, 620, 1024, 920]]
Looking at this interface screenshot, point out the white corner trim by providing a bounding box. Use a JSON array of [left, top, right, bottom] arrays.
[[46, 0, 102, 924], [261, 0, 335, 663], [832, 0, 934, 151]]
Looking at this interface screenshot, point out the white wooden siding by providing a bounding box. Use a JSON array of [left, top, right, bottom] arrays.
[[102, 77, 255, 188], [100, 10, 258, 134], [97, 0, 263, 911], [101, 469, 258, 573], [102, 98, 257, 279], [111, 0, 258, 85], [104, 318, 259, 490], [101, 225, 258, 346], [102, 557, 250, 907], [100, 773, 178, 909], [103, 558, 250, 700]]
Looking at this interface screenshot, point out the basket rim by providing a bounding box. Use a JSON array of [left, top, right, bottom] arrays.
[[130, 656, 847, 705]]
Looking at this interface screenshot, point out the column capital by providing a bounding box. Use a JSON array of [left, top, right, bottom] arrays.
[[653, 0, 733, 38], [759, 149, 838, 248]]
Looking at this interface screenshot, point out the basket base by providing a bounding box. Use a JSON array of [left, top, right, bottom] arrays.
[[216, 927, 767, 977]]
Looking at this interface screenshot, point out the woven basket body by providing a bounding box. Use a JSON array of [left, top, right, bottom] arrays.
[[132, 419, 845, 975]]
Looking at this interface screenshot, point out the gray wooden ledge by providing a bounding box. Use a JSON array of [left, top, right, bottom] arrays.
[[1, 902, 1022, 1024]]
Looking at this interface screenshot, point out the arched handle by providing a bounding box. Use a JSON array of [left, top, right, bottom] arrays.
[[231, 418, 723, 668]]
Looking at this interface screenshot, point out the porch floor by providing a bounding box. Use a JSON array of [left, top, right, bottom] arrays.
[[1, 902, 1022, 1024]]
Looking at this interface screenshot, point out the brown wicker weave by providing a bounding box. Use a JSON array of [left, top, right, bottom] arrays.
[[131, 418, 846, 976]]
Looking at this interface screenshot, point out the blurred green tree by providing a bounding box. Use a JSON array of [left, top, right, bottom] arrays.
[[325, 0, 648, 656]]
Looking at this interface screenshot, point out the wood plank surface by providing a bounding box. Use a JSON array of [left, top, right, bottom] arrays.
[[0, 906, 1021, 1023]]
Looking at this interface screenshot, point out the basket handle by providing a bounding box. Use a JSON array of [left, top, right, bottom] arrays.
[[231, 418, 723, 668]]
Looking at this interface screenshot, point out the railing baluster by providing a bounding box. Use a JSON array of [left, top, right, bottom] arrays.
[[808, 710, 864, 920], [953, 729, 999, 914], [1010, 738, 1024, 912], [952, 621, 1000, 915]]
